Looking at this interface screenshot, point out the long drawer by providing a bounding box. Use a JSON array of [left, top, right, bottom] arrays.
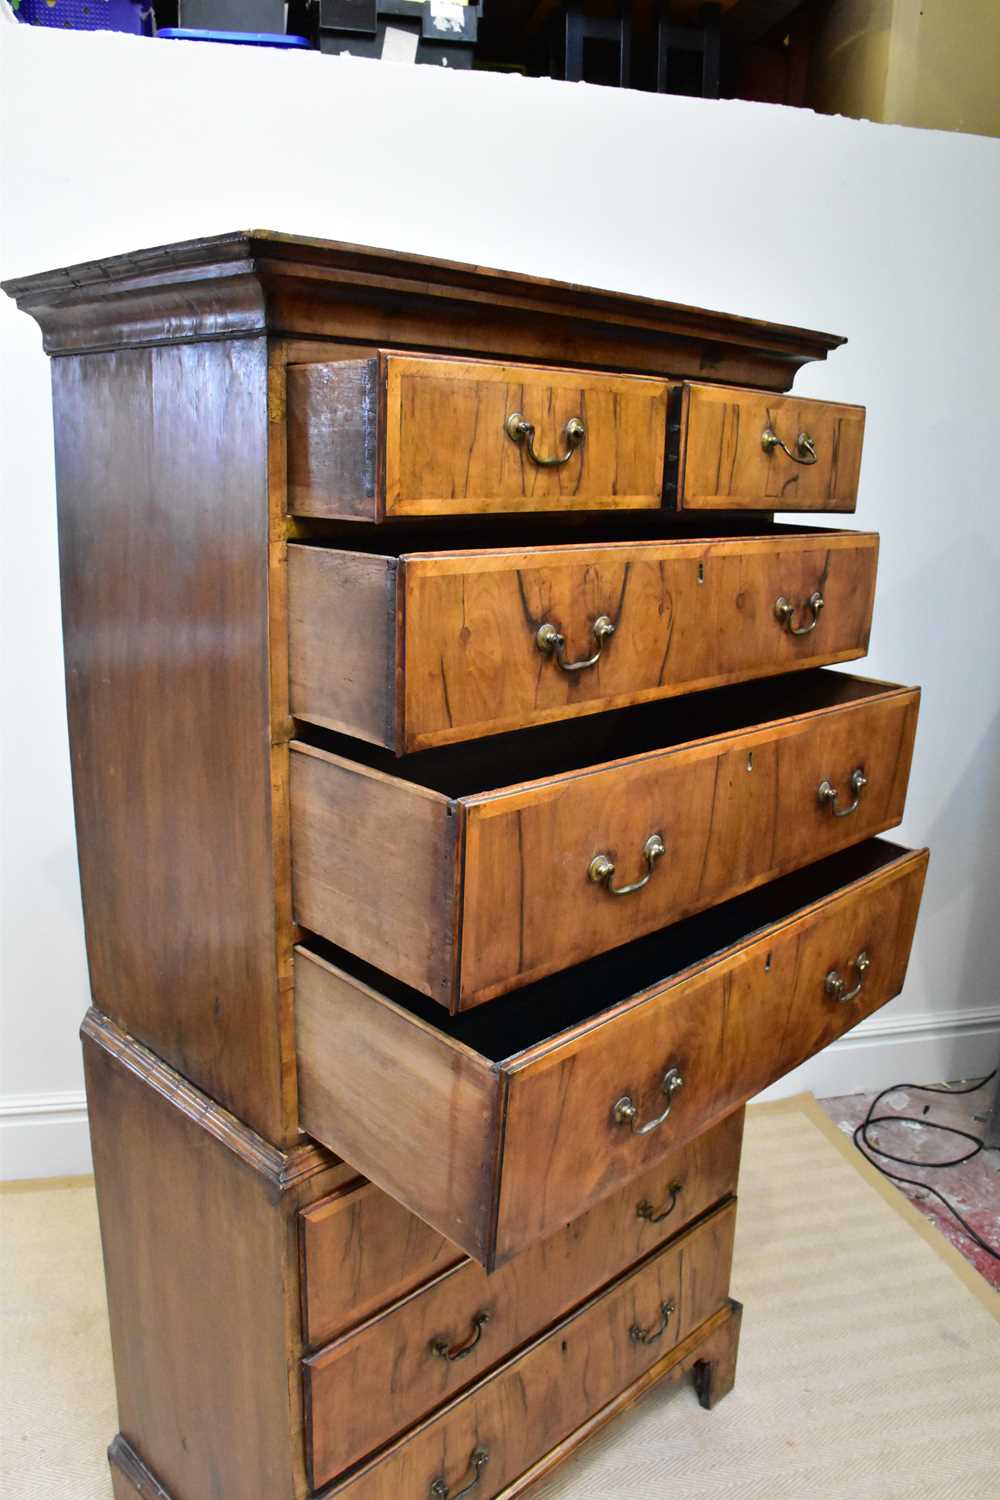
[[290, 671, 918, 1009], [285, 353, 863, 521], [302, 1112, 742, 1475], [288, 528, 879, 750], [296, 838, 927, 1267], [308, 1201, 737, 1494]]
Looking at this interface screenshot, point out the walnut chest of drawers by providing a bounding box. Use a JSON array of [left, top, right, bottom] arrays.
[[4, 232, 927, 1500]]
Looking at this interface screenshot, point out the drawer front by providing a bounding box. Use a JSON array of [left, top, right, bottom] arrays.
[[677, 382, 865, 512], [495, 848, 927, 1260], [303, 1111, 741, 1478], [295, 842, 927, 1267], [287, 354, 670, 520], [291, 677, 916, 1010], [314, 1202, 736, 1495], [300, 1179, 463, 1351], [460, 682, 918, 1004], [287, 531, 880, 754], [402, 531, 878, 749]]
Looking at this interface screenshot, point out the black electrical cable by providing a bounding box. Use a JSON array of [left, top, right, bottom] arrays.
[[852, 1070, 999, 1263]]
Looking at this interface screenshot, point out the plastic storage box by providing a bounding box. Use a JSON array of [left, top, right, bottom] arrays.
[[16, 0, 151, 33]]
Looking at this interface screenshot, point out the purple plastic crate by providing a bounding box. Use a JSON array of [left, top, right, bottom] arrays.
[[16, 0, 152, 34]]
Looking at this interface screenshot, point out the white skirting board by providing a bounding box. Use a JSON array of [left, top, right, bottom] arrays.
[[754, 1006, 1000, 1102], [2, 1008, 998, 1180], [0, 1091, 92, 1181]]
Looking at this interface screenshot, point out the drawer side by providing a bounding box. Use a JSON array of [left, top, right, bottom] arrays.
[[295, 949, 501, 1265], [287, 359, 379, 520], [288, 545, 400, 749], [290, 745, 458, 1003]]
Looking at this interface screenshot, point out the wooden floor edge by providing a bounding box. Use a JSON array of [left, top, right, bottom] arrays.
[[492, 1300, 742, 1500], [746, 1089, 818, 1117], [792, 1092, 1000, 1321], [108, 1435, 175, 1500], [0, 1173, 95, 1195]]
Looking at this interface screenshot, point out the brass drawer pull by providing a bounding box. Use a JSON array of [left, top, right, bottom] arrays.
[[629, 1298, 676, 1345], [636, 1181, 683, 1224], [818, 767, 868, 817], [589, 833, 665, 896], [825, 950, 870, 1004], [537, 614, 615, 672], [430, 1448, 489, 1500], [614, 1066, 684, 1135], [505, 411, 585, 467], [762, 424, 818, 465], [428, 1310, 491, 1362], [774, 590, 824, 636]]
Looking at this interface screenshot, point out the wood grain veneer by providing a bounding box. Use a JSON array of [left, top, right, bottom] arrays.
[[677, 382, 865, 510], [311, 1205, 737, 1494], [107, 1301, 743, 1500], [289, 529, 879, 751], [300, 1109, 742, 1352], [302, 1112, 742, 1475], [290, 672, 916, 1008], [288, 354, 670, 520]]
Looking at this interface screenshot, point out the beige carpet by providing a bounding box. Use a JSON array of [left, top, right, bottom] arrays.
[[1, 1096, 997, 1500]]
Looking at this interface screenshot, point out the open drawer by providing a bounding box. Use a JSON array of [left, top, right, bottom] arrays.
[[673, 382, 865, 511], [296, 839, 927, 1267], [290, 671, 919, 1009], [288, 525, 879, 751], [285, 353, 863, 520]]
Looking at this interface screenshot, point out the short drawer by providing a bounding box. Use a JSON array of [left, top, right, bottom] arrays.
[[296, 838, 927, 1266], [302, 1111, 742, 1474], [674, 382, 865, 511], [290, 670, 918, 1009], [300, 1178, 464, 1351], [308, 1201, 737, 1494], [287, 353, 670, 520], [288, 526, 879, 751]]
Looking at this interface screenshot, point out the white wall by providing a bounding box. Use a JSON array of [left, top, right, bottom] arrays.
[[2, 22, 998, 1175]]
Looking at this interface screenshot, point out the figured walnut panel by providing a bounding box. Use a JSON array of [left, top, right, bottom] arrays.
[[317, 1206, 736, 1496], [495, 849, 927, 1260], [300, 1178, 463, 1351], [303, 1111, 742, 1476], [459, 684, 918, 1004], [385, 357, 670, 517], [679, 383, 865, 511], [402, 532, 879, 750], [294, 847, 926, 1267]]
